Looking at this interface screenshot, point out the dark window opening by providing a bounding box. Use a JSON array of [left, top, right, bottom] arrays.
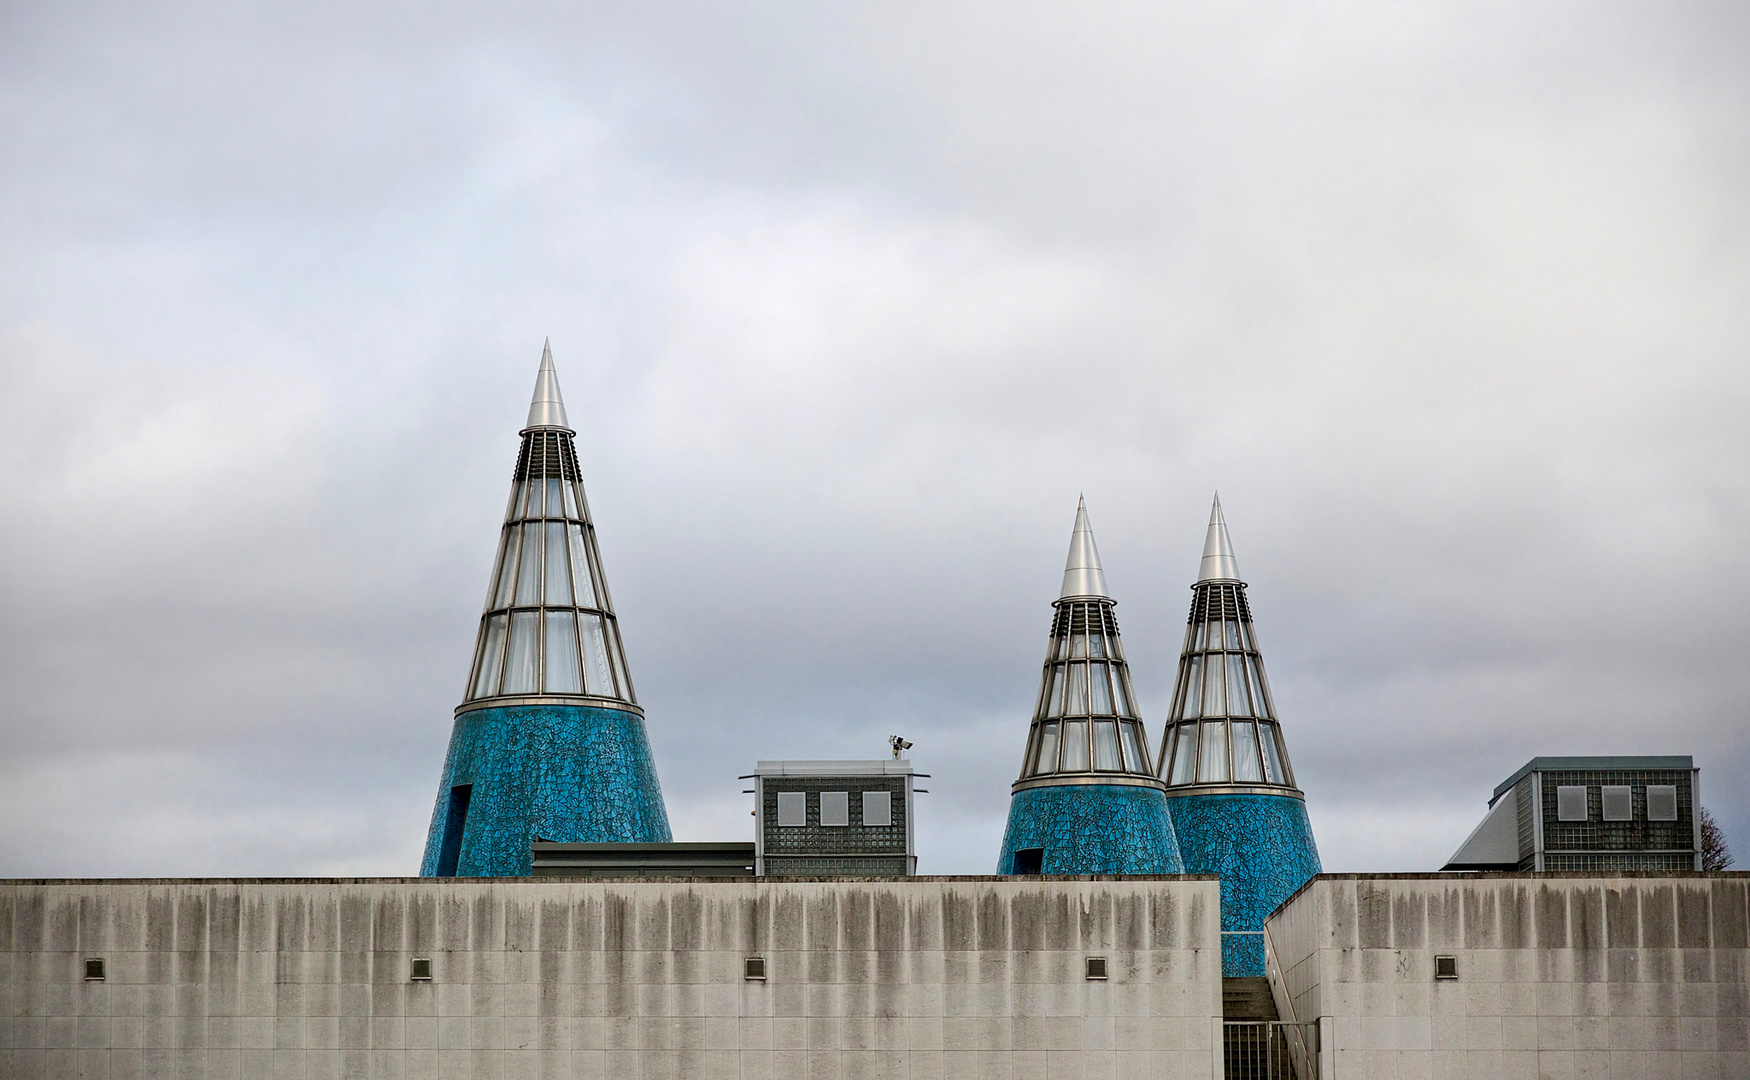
[[410, 957, 433, 981], [436, 785, 473, 877], [744, 957, 767, 980], [1435, 955, 1458, 980], [84, 958, 105, 981], [1013, 848, 1045, 875], [1085, 956, 1108, 980]]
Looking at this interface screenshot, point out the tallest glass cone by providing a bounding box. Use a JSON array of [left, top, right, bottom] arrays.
[[420, 342, 671, 877]]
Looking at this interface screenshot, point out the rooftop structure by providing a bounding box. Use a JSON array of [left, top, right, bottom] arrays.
[[531, 842, 755, 877], [751, 760, 918, 877], [420, 342, 671, 877], [1442, 755, 1701, 872], [1157, 496, 1321, 974], [997, 499, 1184, 875]]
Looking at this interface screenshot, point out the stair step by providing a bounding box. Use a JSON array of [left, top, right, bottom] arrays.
[[1221, 976, 1279, 1021]]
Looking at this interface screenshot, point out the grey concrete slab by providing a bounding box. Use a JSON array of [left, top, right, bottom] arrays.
[[1266, 873, 1750, 1078], [2, 877, 1222, 1079]]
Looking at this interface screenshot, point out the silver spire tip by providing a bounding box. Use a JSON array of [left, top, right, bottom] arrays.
[[1197, 492, 1241, 582], [525, 339, 572, 430], [1060, 496, 1110, 599]]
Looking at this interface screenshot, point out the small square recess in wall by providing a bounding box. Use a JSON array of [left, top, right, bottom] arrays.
[[1435, 955, 1458, 980], [410, 958, 433, 982], [1085, 957, 1108, 980]]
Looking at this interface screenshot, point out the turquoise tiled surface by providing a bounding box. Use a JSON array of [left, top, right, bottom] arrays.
[[1165, 792, 1320, 975], [997, 782, 1185, 875], [420, 703, 671, 876]]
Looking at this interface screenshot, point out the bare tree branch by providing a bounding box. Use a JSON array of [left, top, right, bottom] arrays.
[[1700, 806, 1733, 872]]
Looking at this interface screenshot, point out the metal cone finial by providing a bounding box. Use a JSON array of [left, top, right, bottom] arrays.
[[525, 339, 572, 430], [1197, 493, 1241, 582], [1060, 496, 1110, 599]]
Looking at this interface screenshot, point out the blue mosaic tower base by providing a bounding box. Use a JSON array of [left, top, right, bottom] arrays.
[[420, 704, 672, 877], [1165, 792, 1321, 975], [997, 783, 1186, 875]]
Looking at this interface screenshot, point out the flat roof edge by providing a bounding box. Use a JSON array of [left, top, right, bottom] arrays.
[[1266, 869, 1750, 924], [1492, 756, 1695, 801], [0, 874, 1222, 886], [754, 760, 916, 775], [531, 842, 755, 851]]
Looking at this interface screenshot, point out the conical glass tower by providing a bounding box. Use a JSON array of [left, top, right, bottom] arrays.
[[997, 499, 1184, 875], [1156, 496, 1320, 974], [420, 342, 671, 877]]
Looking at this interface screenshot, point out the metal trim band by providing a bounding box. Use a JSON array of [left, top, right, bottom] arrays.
[[455, 695, 645, 718], [1011, 774, 1168, 794], [1161, 783, 1304, 800]]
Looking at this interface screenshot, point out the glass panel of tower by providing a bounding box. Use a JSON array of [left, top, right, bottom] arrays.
[[464, 430, 635, 706], [1021, 600, 1153, 777], [1159, 583, 1294, 787]]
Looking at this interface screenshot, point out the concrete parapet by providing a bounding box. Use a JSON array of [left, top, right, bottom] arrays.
[[1264, 872, 1750, 1078], [0, 875, 1223, 1078]]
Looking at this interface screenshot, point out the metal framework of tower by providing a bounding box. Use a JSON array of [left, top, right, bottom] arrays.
[[1156, 496, 1320, 974], [997, 500, 1184, 875], [420, 342, 671, 877]]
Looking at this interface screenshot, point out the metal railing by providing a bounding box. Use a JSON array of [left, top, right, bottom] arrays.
[[1223, 1020, 1319, 1080]]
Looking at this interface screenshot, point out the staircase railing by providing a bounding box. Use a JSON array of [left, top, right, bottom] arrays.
[[1222, 1020, 1319, 1080]]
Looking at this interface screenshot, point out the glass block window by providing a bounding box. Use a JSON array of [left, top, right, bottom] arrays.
[[761, 777, 908, 862], [763, 856, 910, 877], [1540, 770, 1694, 856], [1544, 852, 1695, 872]]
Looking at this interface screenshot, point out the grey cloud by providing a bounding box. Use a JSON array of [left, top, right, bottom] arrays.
[[0, 1, 1745, 877]]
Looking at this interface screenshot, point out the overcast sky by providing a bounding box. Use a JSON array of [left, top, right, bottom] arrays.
[[2, 2, 1746, 877]]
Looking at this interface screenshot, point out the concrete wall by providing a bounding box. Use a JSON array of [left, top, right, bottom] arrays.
[[0, 876, 1223, 1079], [1264, 873, 1750, 1079]]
